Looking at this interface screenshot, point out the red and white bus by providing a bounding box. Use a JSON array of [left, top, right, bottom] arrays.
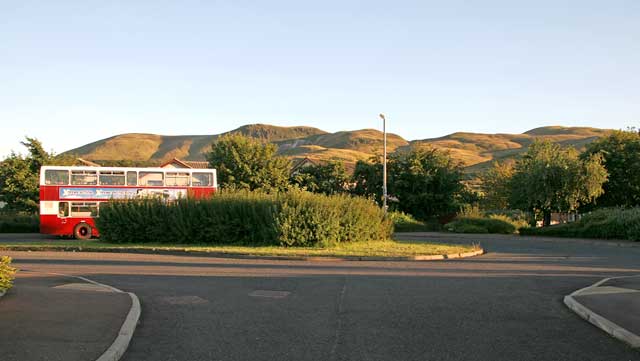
[[39, 166, 217, 239]]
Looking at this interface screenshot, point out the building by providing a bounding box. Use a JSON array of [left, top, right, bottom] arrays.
[[160, 158, 211, 169]]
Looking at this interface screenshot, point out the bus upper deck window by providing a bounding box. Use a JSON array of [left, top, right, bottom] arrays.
[[127, 171, 137, 186], [99, 171, 126, 186], [71, 170, 98, 185], [45, 170, 69, 185], [139, 172, 164, 186], [191, 172, 212, 187]]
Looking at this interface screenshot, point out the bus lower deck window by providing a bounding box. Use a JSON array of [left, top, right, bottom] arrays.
[[58, 202, 69, 217], [70, 202, 98, 217]]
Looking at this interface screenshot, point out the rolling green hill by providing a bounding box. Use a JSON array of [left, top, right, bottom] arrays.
[[64, 124, 613, 174]]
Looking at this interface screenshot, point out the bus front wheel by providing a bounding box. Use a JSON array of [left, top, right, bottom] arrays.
[[74, 223, 92, 240]]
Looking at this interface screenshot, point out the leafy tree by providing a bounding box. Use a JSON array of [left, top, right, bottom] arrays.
[[291, 161, 350, 195], [509, 140, 607, 226], [582, 129, 640, 207], [0, 137, 73, 213], [480, 160, 514, 210], [350, 149, 464, 220], [206, 134, 291, 191], [389, 148, 464, 220], [0, 153, 39, 212], [351, 157, 383, 202]]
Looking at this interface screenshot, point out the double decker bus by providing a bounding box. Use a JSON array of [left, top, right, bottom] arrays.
[[39, 166, 217, 239]]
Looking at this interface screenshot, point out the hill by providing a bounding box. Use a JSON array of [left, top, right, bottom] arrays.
[[63, 124, 613, 174]]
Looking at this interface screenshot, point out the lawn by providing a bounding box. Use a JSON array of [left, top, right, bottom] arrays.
[[0, 239, 480, 259]]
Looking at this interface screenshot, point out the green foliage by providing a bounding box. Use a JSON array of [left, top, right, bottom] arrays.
[[0, 212, 39, 233], [291, 161, 350, 195], [480, 161, 514, 210], [444, 216, 517, 234], [0, 137, 74, 213], [96, 190, 392, 246], [582, 129, 640, 207], [520, 207, 640, 241], [388, 211, 441, 232], [510, 140, 608, 225], [390, 148, 464, 220], [207, 134, 292, 191], [351, 149, 464, 221], [0, 256, 17, 292], [351, 158, 384, 202]]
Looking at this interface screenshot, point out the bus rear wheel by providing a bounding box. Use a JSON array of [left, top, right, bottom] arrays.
[[74, 223, 92, 240]]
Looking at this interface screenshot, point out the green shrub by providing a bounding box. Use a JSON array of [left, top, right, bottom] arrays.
[[388, 211, 441, 232], [0, 213, 39, 233], [520, 207, 640, 241], [96, 190, 392, 246], [0, 256, 17, 293], [445, 216, 517, 234]]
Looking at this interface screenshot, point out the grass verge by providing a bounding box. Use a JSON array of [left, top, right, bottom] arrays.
[[0, 239, 480, 259]]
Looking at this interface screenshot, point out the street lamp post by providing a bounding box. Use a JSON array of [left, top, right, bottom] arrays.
[[379, 113, 387, 215]]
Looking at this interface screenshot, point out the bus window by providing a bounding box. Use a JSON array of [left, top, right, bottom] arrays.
[[139, 172, 164, 186], [127, 171, 137, 186], [71, 170, 98, 185], [166, 172, 190, 186], [45, 170, 69, 185], [70, 202, 98, 217], [191, 172, 212, 186], [99, 170, 126, 185], [58, 202, 69, 217]]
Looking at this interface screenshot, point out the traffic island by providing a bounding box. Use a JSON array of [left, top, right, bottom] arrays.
[[564, 275, 640, 349], [0, 239, 483, 261]]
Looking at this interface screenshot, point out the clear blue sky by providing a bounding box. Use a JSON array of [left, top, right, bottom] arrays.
[[2, 0, 639, 157]]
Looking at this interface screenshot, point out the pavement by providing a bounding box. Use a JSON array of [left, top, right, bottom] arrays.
[[0, 270, 132, 361], [1, 232, 640, 360]]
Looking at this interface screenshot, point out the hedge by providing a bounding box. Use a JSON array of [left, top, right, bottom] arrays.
[[0, 213, 39, 233], [444, 216, 517, 234], [96, 190, 392, 246], [520, 207, 640, 241], [0, 256, 17, 293]]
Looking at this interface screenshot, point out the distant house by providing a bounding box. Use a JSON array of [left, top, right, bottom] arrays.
[[74, 158, 101, 167], [290, 157, 318, 175], [160, 158, 210, 169]]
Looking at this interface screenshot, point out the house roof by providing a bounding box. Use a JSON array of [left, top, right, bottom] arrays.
[[160, 158, 211, 169], [75, 158, 101, 167]]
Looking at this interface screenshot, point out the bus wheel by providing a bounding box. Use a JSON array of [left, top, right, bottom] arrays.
[[74, 223, 92, 240]]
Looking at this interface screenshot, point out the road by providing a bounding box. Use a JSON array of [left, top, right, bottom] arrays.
[[3, 233, 640, 361]]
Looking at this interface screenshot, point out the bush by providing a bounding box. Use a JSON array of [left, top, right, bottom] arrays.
[[0, 213, 39, 233], [388, 211, 442, 232], [445, 216, 517, 234], [520, 207, 640, 241], [96, 190, 392, 246], [0, 256, 17, 293]]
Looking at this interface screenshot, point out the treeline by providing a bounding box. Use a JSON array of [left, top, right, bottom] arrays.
[[2, 129, 640, 232]]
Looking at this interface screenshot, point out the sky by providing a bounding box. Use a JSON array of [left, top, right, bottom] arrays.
[[1, 0, 639, 157]]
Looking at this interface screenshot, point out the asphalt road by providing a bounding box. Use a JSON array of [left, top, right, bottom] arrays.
[[3, 233, 640, 361]]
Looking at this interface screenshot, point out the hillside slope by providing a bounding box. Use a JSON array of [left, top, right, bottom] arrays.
[[64, 124, 613, 173]]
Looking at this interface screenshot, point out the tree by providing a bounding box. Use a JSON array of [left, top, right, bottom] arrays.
[[509, 140, 607, 226], [351, 158, 383, 202], [291, 161, 350, 195], [389, 148, 464, 220], [206, 134, 291, 191], [582, 129, 640, 207], [480, 160, 514, 210], [0, 137, 73, 213]]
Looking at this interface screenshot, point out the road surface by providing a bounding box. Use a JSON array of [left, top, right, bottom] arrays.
[[3, 232, 640, 361]]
